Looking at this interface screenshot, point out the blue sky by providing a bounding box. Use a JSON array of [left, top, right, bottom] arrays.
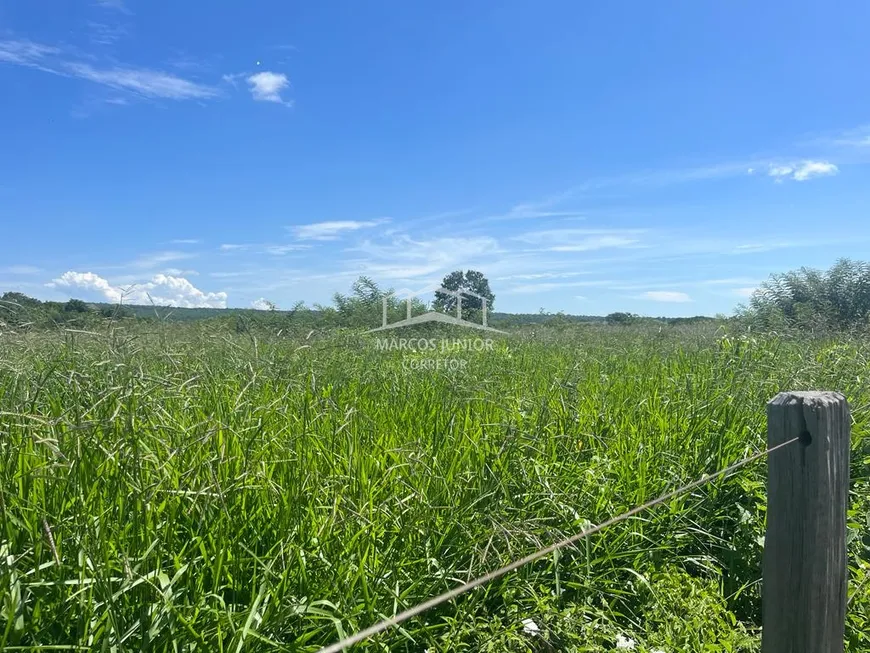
[[2, 1, 869, 317]]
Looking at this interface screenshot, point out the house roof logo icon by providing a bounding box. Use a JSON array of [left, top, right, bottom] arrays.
[[367, 285, 506, 333]]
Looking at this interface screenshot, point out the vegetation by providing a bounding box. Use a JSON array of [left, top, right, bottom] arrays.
[[0, 320, 868, 651], [740, 258, 870, 332], [1, 261, 869, 650], [0, 292, 103, 330], [433, 269, 495, 319], [606, 311, 638, 326]]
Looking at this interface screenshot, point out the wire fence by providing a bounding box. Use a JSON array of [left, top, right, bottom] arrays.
[[317, 436, 801, 653]]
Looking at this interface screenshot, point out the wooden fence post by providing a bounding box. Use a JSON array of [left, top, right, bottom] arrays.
[[763, 391, 850, 653]]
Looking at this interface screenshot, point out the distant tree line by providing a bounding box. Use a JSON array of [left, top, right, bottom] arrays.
[[6, 260, 869, 335], [0, 292, 136, 329]]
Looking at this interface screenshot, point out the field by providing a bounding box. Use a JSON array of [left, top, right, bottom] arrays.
[[1, 322, 869, 651]]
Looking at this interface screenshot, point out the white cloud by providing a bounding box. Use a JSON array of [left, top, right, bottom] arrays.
[[0, 38, 219, 101], [768, 160, 838, 182], [767, 165, 794, 178], [641, 290, 691, 303], [734, 287, 757, 298], [250, 298, 277, 310], [293, 219, 387, 240], [50, 271, 227, 308], [220, 243, 250, 251], [247, 71, 291, 105], [49, 271, 123, 302], [170, 238, 200, 245], [792, 160, 838, 181]]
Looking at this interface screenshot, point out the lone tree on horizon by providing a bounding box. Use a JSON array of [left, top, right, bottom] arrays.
[[433, 270, 495, 320]]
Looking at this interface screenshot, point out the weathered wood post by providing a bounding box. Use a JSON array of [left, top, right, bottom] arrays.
[[763, 391, 850, 653]]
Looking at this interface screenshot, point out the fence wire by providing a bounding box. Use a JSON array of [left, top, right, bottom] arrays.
[[318, 436, 801, 652]]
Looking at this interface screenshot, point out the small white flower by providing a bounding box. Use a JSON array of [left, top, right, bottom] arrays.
[[521, 618, 540, 635], [615, 634, 636, 649]]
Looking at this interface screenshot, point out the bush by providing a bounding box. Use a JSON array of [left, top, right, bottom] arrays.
[[741, 258, 870, 332], [606, 311, 638, 326], [64, 298, 90, 313]]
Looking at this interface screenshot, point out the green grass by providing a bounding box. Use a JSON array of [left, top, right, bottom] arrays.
[[1, 323, 868, 651]]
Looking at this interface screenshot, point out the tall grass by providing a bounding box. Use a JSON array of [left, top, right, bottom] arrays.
[[0, 323, 868, 651]]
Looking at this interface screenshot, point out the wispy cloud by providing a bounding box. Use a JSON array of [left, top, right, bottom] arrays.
[[514, 228, 646, 252], [0, 265, 42, 275], [733, 287, 757, 298], [505, 280, 616, 294], [210, 270, 256, 278], [697, 277, 763, 287], [87, 21, 129, 46], [496, 271, 592, 281], [731, 242, 796, 254], [162, 268, 198, 276], [549, 236, 643, 252], [812, 125, 870, 148], [94, 0, 131, 13], [0, 38, 219, 101], [641, 290, 692, 303], [483, 150, 843, 227], [767, 160, 838, 182], [292, 219, 388, 241], [264, 244, 310, 255], [345, 235, 501, 281], [219, 242, 310, 255], [49, 271, 227, 308], [483, 197, 585, 223], [131, 251, 197, 269], [66, 62, 219, 99], [170, 238, 201, 245], [247, 71, 292, 105], [0, 39, 59, 65]]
